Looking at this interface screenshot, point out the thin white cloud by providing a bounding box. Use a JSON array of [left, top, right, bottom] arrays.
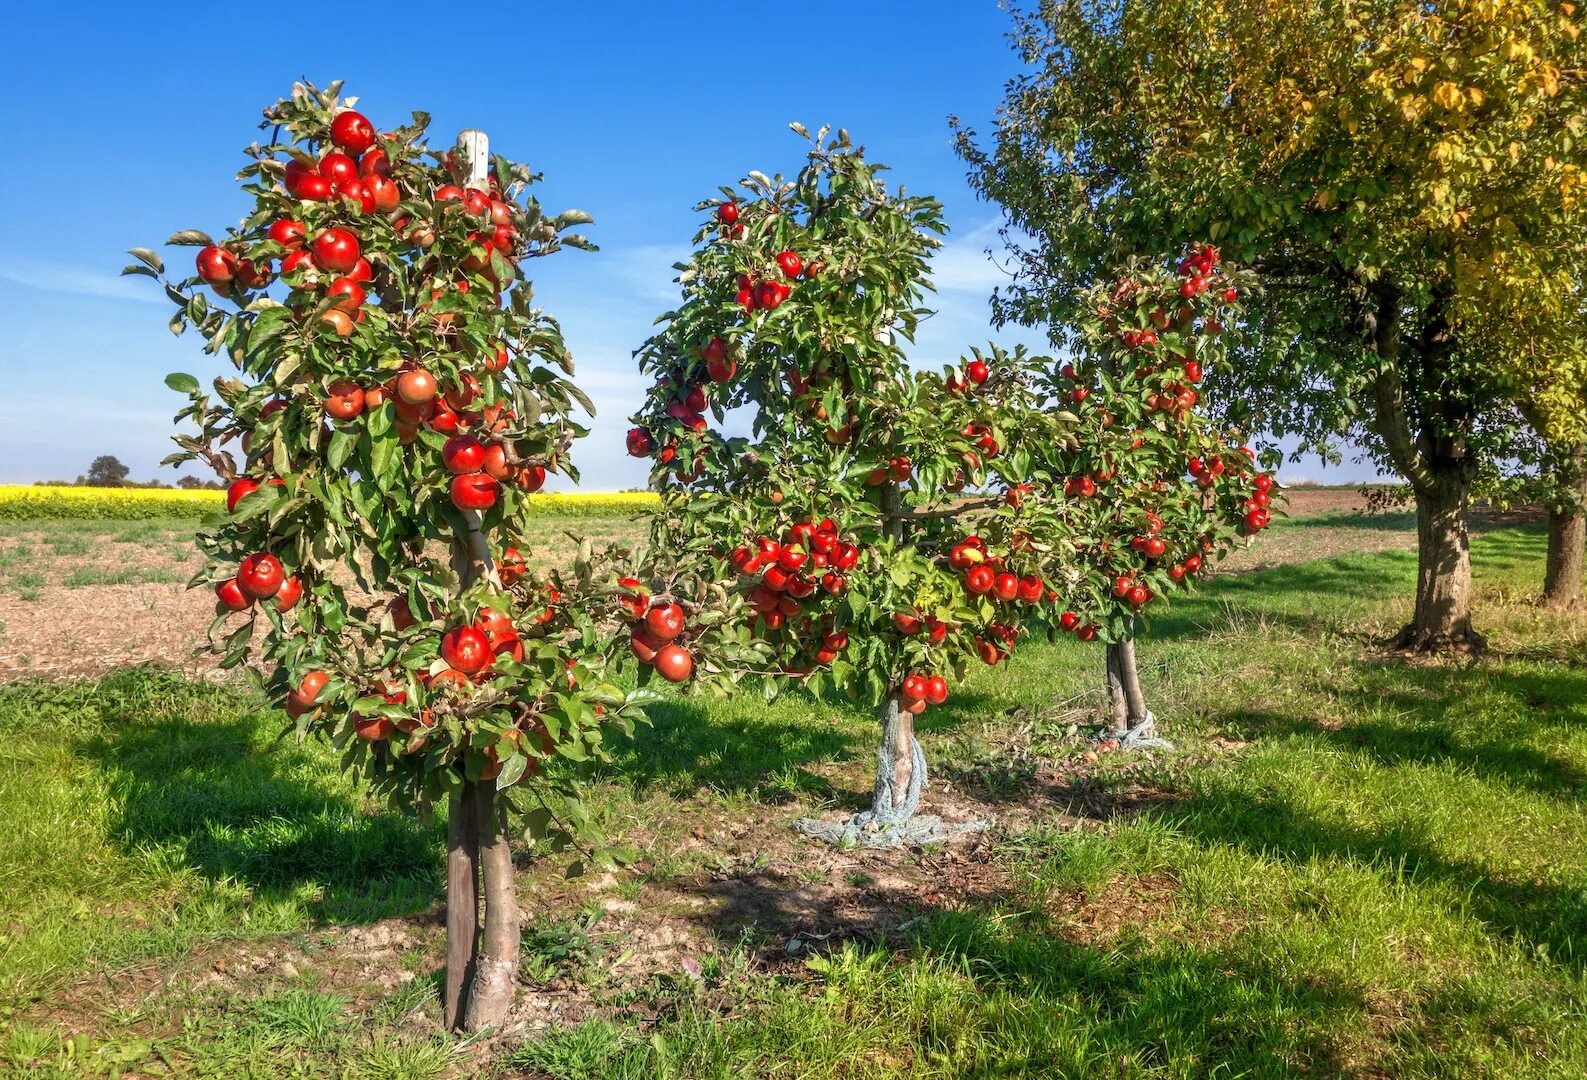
[[931, 219, 1023, 294], [0, 254, 166, 305]]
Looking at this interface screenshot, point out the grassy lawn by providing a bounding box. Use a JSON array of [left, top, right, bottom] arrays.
[[2, 523, 1585, 1077]]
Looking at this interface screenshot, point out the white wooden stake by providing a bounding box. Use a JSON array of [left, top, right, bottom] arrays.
[[459, 129, 490, 188]]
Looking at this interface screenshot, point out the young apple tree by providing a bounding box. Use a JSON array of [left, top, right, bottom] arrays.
[[130, 81, 647, 1033], [624, 128, 1084, 845], [1025, 248, 1277, 742]]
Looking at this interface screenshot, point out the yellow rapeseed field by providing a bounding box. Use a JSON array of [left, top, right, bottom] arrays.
[[0, 486, 657, 521]]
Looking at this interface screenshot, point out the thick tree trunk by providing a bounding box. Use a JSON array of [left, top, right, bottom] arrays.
[[1541, 445, 1586, 609], [870, 692, 923, 821], [442, 785, 479, 1030], [1395, 472, 1483, 651], [463, 779, 519, 1032]]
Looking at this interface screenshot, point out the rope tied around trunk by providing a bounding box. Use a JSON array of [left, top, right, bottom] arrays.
[[796, 730, 987, 848], [1097, 711, 1175, 752]]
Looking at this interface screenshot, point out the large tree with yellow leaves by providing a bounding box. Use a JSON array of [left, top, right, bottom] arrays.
[[954, 0, 1585, 649]]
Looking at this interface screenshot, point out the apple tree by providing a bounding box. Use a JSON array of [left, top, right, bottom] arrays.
[[128, 81, 647, 1032], [1021, 248, 1276, 742], [623, 128, 1085, 845]]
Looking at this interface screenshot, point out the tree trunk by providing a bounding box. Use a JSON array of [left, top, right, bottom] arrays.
[[1541, 444, 1586, 609], [463, 778, 519, 1032], [1105, 643, 1129, 734], [1105, 639, 1148, 733], [442, 785, 479, 1030], [870, 692, 923, 822], [1395, 471, 1483, 651]]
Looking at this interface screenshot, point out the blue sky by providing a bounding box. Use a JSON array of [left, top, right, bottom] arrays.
[[0, 1, 1379, 489]]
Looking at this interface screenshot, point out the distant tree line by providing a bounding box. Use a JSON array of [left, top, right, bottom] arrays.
[[33, 455, 223, 489]]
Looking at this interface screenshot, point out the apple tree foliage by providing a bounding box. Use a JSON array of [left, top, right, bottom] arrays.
[[129, 80, 647, 1030], [624, 128, 1090, 840]]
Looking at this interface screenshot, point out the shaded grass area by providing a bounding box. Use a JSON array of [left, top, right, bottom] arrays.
[[4, 525, 1587, 1077]]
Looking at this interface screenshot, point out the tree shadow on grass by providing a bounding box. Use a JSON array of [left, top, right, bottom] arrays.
[[76, 666, 440, 925], [603, 685, 988, 807]]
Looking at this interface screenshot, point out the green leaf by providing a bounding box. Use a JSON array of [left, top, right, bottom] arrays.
[[164, 372, 201, 394], [128, 247, 164, 273], [167, 229, 215, 247]]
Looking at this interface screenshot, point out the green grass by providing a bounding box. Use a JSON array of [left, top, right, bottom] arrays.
[[60, 566, 188, 587], [3, 525, 1585, 1077]]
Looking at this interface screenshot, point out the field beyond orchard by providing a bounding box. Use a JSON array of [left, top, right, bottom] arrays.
[[2, 492, 1585, 1078]]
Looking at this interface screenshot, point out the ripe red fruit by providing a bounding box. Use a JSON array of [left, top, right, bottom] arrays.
[[237, 553, 285, 599], [449, 472, 500, 511], [442, 435, 486, 474], [324, 380, 365, 421], [630, 625, 664, 663], [297, 173, 334, 202], [901, 674, 928, 702], [275, 575, 303, 612], [320, 310, 355, 337], [320, 152, 358, 189], [755, 282, 783, 310], [1244, 508, 1269, 531], [888, 456, 912, 483], [776, 250, 803, 279], [993, 572, 1019, 602], [1059, 611, 1079, 631], [654, 644, 694, 682], [397, 369, 438, 405], [326, 277, 366, 313], [716, 202, 740, 224], [1127, 585, 1150, 608], [366, 174, 400, 212], [777, 547, 808, 573], [267, 219, 307, 249], [1145, 537, 1167, 559], [644, 603, 685, 642], [1254, 474, 1274, 493], [330, 110, 377, 153], [215, 577, 252, 612], [966, 359, 990, 385], [226, 477, 261, 514], [1076, 624, 1099, 642], [312, 229, 361, 274], [1017, 575, 1044, 603], [286, 670, 330, 719], [965, 565, 995, 594], [442, 626, 491, 674], [626, 427, 654, 457], [706, 353, 737, 382], [195, 246, 239, 286], [924, 676, 948, 705], [1184, 360, 1204, 384], [892, 611, 924, 635], [516, 465, 547, 493]]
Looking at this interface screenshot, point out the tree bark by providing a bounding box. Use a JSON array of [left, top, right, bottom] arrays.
[[1396, 470, 1482, 651], [1541, 443, 1587, 609], [874, 692, 918, 815], [442, 785, 479, 1030], [463, 778, 519, 1032], [1105, 643, 1129, 734], [1363, 277, 1483, 651], [1105, 639, 1148, 733]]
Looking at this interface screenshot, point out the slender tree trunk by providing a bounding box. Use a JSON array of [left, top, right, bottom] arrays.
[[1105, 639, 1148, 733], [1105, 643, 1129, 734], [1396, 469, 1482, 650], [442, 786, 479, 1030], [463, 778, 519, 1032], [1541, 444, 1587, 609]]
